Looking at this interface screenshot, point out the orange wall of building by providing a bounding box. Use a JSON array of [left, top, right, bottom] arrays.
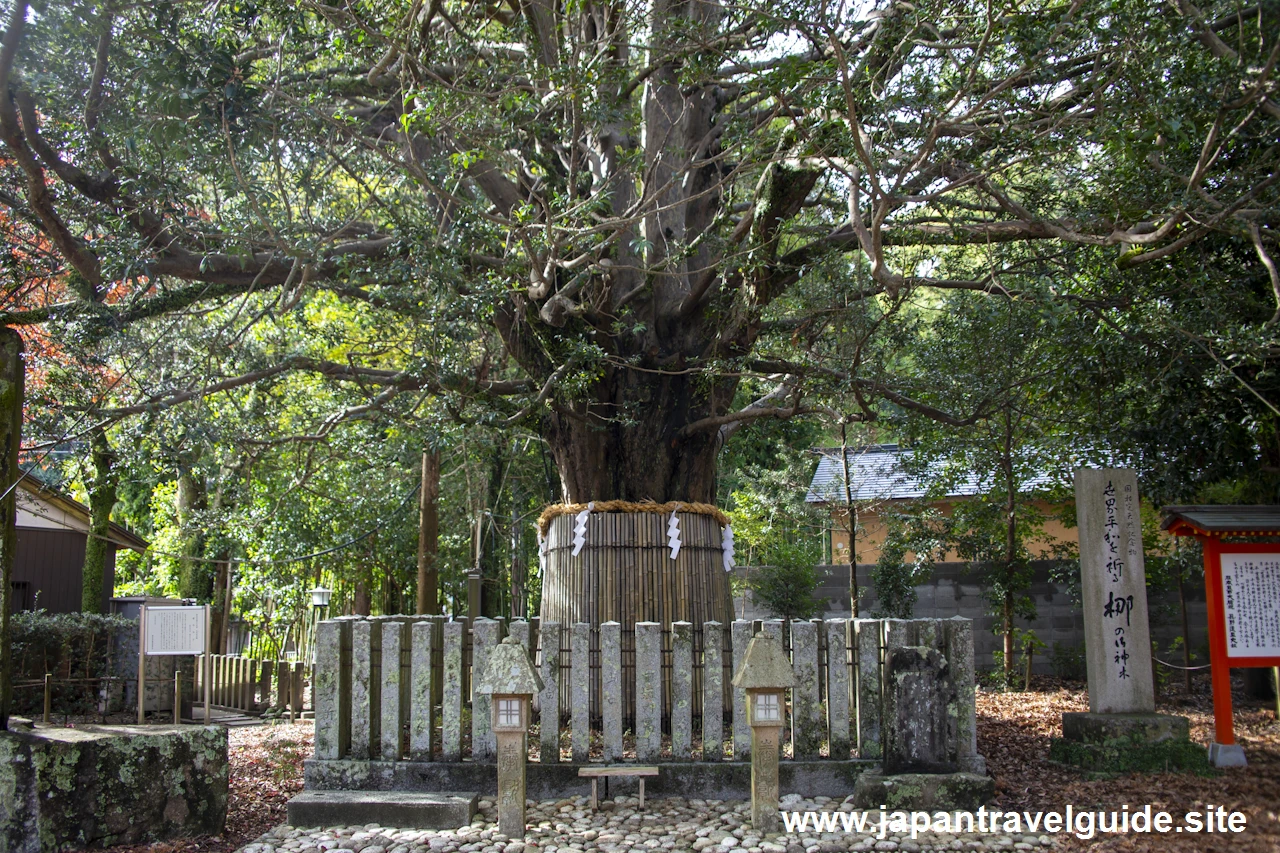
[[829, 498, 1076, 564]]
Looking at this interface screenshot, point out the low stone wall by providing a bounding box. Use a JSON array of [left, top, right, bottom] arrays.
[[0, 723, 228, 853], [304, 758, 872, 801]]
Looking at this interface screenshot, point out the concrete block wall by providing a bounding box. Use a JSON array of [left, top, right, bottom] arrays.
[[732, 562, 1209, 676]]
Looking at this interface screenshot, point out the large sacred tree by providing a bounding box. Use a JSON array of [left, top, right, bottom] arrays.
[[1, 0, 1276, 619]]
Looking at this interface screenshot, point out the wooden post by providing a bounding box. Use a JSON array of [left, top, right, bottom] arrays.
[[204, 606, 212, 724], [468, 573, 482, 622], [137, 605, 148, 724], [0, 329, 23, 732], [43, 673, 50, 724], [1202, 536, 1236, 749], [416, 450, 440, 614], [292, 662, 304, 719], [174, 670, 182, 724]]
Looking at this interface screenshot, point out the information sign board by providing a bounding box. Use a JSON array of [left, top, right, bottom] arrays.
[[1219, 553, 1280, 658], [144, 606, 207, 656]]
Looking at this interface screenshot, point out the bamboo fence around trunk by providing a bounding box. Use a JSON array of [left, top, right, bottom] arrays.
[[539, 507, 735, 721]]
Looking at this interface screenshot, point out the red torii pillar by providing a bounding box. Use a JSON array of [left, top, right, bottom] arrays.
[[1161, 506, 1280, 768]]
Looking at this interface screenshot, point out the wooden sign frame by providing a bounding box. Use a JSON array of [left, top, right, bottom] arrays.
[[136, 604, 211, 725], [1201, 539, 1280, 753]]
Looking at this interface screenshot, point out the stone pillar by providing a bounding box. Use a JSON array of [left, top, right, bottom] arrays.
[[538, 621, 561, 763], [751, 721, 782, 831], [496, 727, 528, 836], [882, 645, 954, 774], [790, 620, 820, 758], [826, 619, 850, 759], [945, 617, 983, 774], [509, 620, 532, 658], [854, 619, 881, 760], [410, 620, 436, 761], [671, 621, 693, 758], [601, 621, 623, 762], [442, 619, 465, 761], [381, 622, 406, 760], [702, 621, 724, 761], [472, 619, 503, 761], [351, 619, 381, 760], [731, 620, 752, 760], [732, 632, 792, 833], [571, 622, 591, 763], [636, 622, 662, 762], [762, 619, 783, 642], [313, 619, 350, 760], [1075, 468, 1155, 713], [475, 637, 542, 839]]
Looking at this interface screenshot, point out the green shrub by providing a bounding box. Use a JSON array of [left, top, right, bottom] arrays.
[[1051, 641, 1087, 681], [748, 560, 826, 622], [8, 610, 135, 716]]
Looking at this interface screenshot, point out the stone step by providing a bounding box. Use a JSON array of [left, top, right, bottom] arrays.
[[182, 712, 263, 727], [287, 791, 478, 829]]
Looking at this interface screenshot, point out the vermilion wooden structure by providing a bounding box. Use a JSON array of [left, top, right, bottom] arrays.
[[1161, 506, 1280, 767]]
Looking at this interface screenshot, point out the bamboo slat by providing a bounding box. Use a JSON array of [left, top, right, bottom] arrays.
[[540, 508, 733, 721]]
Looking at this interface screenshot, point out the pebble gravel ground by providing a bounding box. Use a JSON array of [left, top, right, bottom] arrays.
[[235, 795, 1057, 853]]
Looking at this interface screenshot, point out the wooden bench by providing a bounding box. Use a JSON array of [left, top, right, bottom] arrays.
[[577, 765, 660, 809]]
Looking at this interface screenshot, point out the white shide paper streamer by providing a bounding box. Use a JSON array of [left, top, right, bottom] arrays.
[[721, 524, 736, 572], [667, 510, 682, 560], [571, 501, 595, 556]]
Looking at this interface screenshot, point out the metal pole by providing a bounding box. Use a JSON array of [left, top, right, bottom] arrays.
[[42, 673, 50, 724], [174, 670, 181, 725], [137, 605, 147, 724]]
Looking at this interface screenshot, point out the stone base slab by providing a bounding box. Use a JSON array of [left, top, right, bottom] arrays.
[[1061, 712, 1190, 745], [0, 724, 227, 853], [1052, 711, 1208, 774], [287, 792, 477, 829], [850, 770, 995, 811], [1208, 742, 1247, 768], [305, 759, 874, 801]]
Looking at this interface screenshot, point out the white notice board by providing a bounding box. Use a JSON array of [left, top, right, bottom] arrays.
[[144, 606, 207, 655], [1219, 554, 1280, 658]]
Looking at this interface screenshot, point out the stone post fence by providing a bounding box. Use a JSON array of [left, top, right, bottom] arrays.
[[309, 615, 979, 766]]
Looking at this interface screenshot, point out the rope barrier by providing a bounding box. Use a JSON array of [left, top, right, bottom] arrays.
[[1154, 657, 1212, 671]]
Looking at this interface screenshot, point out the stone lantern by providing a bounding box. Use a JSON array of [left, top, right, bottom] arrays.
[[474, 635, 544, 838], [731, 631, 794, 832]]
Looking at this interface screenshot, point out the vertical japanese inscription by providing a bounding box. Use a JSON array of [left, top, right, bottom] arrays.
[[1074, 468, 1155, 714], [1219, 555, 1280, 657]]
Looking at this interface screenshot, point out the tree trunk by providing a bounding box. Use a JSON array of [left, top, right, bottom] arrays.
[[1002, 591, 1014, 686], [481, 446, 505, 617], [175, 462, 207, 600], [354, 572, 371, 616], [539, 367, 729, 503], [220, 561, 234, 653], [415, 450, 440, 614], [81, 426, 117, 613], [840, 421, 859, 617], [1002, 411, 1017, 686], [210, 559, 229, 654], [0, 328, 23, 731]]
